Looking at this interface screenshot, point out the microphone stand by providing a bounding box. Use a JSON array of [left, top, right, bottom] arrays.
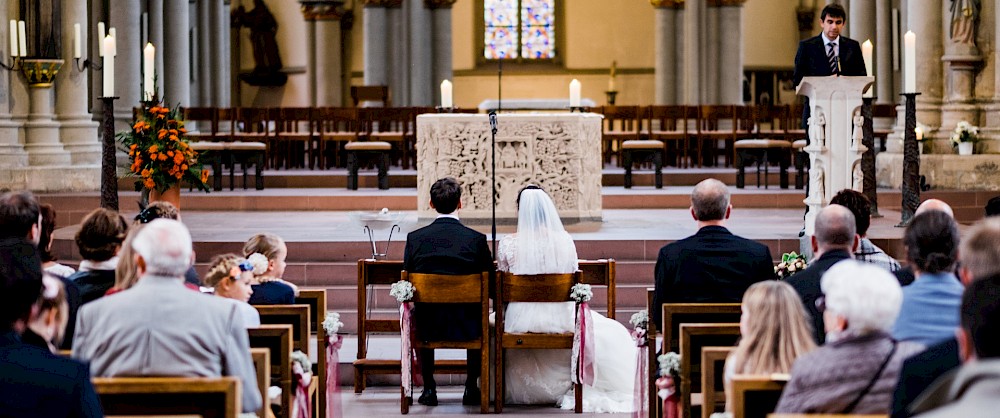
[[491, 57, 503, 258]]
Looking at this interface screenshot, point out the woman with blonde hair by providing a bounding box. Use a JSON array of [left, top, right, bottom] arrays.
[[243, 232, 297, 305], [203, 254, 260, 327], [724, 280, 817, 411]]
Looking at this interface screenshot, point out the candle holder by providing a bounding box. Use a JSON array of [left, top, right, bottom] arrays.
[[73, 56, 103, 72], [605, 90, 619, 105], [860, 95, 881, 218], [568, 106, 588, 113], [896, 92, 921, 227], [434, 106, 456, 113], [0, 56, 22, 71], [99, 96, 120, 211], [19, 59, 64, 88]]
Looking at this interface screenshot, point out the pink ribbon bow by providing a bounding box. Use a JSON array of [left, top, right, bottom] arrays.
[[292, 361, 312, 418], [571, 301, 596, 387], [400, 302, 423, 398], [325, 333, 344, 418], [656, 375, 680, 418], [632, 328, 648, 418]]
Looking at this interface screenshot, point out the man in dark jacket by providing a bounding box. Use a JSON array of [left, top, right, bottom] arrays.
[[403, 177, 493, 406]]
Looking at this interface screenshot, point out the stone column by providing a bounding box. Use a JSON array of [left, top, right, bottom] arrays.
[[674, 10, 685, 105], [211, 0, 229, 106], [428, 0, 455, 107], [909, 0, 943, 111], [362, 1, 396, 89], [56, 0, 100, 165], [705, 4, 719, 104], [875, 0, 893, 102], [717, 0, 745, 105], [388, 4, 408, 105], [682, 0, 701, 105], [149, 0, 164, 96], [408, 1, 432, 106], [198, 0, 212, 105], [302, 1, 348, 106], [163, 0, 191, 106], [0, 2, 27, 167], [848, 0, 875, 49], [110, 0, 141, 127], [24, 86, 70, 166], [651, 1, 681, 105], [939, 0, 983, 130], [986, 0, 1000, 131]]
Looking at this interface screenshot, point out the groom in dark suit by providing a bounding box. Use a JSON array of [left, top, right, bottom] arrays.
[[793, 3, 868, 129], [403, 177, 493, 406]]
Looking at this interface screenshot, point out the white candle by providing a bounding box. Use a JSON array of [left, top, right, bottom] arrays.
[[109, 27, 116, 42], [8, 20, 16, 58], [143, 43, 155, 101], [103, 35, 115, 97], [440, 79, 453, 108], [97, 22, 105, 56], [904, 31, 916, 93], [914, 126, 923, 140], [862, 39, 873, 97], [17, 21, 26, 57], [73, 23, 81, 59], [608, 76, 615, 92], [569, 79, 581, 107]]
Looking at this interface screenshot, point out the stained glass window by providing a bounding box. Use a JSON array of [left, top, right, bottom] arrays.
[[484, 0, 556, 60]]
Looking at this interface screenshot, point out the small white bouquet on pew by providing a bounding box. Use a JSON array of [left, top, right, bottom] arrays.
[[290, 350, 313, 418], [322, 312, 345, 418]]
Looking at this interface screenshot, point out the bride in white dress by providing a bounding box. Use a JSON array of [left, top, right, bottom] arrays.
[[497, 185, 636, 413]]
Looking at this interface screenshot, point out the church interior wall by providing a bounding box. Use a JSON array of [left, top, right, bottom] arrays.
[[744, 0, 800, 69], [235, 0, 312, 107]]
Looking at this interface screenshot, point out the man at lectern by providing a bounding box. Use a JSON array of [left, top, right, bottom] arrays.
[[793, 3, 868, 129]]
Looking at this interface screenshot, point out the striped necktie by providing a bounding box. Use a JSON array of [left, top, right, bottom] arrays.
[[828, 42, 839, 75]]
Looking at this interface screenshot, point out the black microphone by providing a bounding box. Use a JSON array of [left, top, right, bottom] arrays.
[[835, 55, 841, 75], [488, 110, 498, 135]]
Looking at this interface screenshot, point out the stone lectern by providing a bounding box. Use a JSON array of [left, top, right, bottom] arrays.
[[797, 76, 874, 236]]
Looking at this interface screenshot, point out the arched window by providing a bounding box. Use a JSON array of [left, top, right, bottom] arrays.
[[483, 0, 557, 60]]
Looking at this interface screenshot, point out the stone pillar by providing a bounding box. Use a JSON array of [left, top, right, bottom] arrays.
[[197, 0, 212, 105], [149, 0, 164, 96], [705, 3, 719, 104], [211, 0, 229, 106], [674, 10, 685, 105], [388, 4, 408, 105], [302, 1, 348, 106], [428, 0, 455, 107], [109, 0, 141, 126], [24, 86, 70, 166], [848, 0, 875, 49], [682, 0, 701, 105], [652, 1, 681, 105], [986, 0, 1000, 131], [163, 0, 191, 106], [0, 2, 27, 167], [362, 1, 395, 89], [717, 0, 745, 105], [408, 1, 432, 106], [939, 0, 983, 131], [56, 0, 100, 165], [909, 0, 943, 112], [875, 0, 893, 102]]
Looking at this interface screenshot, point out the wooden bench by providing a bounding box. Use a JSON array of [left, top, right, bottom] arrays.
[[92, 376, 240, 418], [734, 139, 792, 189], [344, 141, 391, 190], [255, 304, 311, 357], [731, 375, 787, 418], [578, 258, 617, 318], [701, 346, 736, 418], [249, 324, 294, 418], [679, 323, 741, 418], [251, 348, 273, 418], [296, 289, 329, 418], [661, 303, 742, 354], [621, 139, 665, 189]]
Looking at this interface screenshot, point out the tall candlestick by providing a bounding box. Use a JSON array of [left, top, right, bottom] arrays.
[[103, 35, 115, 97], [569, 79, 581, 107], [440, 79, 453, 108], [17, 21, 26, 57], [97, 22, 105, 56], [109, 27, 116, 42], [8, 20, 16, 57], [73, 23, 82, 59], [904, 31, 916, 93], [862, 39, 873, 97], [143, 43, 155, 101]]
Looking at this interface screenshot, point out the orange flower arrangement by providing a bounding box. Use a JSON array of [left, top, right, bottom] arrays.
[[118, 103, 211, 194]]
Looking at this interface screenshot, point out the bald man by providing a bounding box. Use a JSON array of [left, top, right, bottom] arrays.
[[785, 204, 860, 344]]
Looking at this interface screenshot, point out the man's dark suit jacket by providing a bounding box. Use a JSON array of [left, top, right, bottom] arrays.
[[784, 249, 853, 344], [890, 338, 961, 418], [0, 331, 103, 418], [652, 225, 775, 326], [793, 34, 868, 128], [403, 217, 493, 342]]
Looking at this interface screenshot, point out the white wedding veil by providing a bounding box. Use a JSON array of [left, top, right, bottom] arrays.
[[508, 187, 579, 275]]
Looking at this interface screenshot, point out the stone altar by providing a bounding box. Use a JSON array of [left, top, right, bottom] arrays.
[[415, 113, 603, 223]]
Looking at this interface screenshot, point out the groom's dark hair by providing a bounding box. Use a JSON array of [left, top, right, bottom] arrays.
[[430, 177, 461, 214]]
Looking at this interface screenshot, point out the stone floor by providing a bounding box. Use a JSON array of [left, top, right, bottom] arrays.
[[340, 386, 631, 417]]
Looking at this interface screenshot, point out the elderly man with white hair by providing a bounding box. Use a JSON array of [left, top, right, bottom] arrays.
[[776, 261, 924, 415], [72, 219, 262, 414]]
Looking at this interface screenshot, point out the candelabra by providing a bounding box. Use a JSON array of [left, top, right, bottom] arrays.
[[897, 92, 921, 227], [99, 96, 120, 211], [0, 56, 22, 71], [860, 96, 881, 218], [72, 56, 103, 72]]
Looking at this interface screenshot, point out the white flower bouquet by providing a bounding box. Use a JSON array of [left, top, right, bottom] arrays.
[[775, 251, 807, 279], [390, 280, 415, 302], [951, 121, 979, 147], [291, 350, 312, 373], [629, 310, 649, 331], [322, 311, 343, 335], [570, 283, 593, 302], [246, 253, 269, 275], [658, 352, 681, 378]]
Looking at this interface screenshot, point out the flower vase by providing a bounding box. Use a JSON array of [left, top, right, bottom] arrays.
[[958, 142, 974, 156], [149, 185, 181, 209]]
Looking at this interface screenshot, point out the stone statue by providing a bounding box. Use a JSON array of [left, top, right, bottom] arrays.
[[20, 0, 61, 58], [233, 0, 286, 86], [852, 114, 864, 149], [810, 164, 825, 203], [809, 111, 826, 147], [950, 0, 981, 46], [852, 161, 864, 192]]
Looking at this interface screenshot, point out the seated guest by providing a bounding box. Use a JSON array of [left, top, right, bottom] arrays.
[[653, 178, 774, 325], [908, 274, 1000, 417], [73, 219, 262, 413], [0, 237, 103, 418], [133, 202, 201, 286], [67, 208, 128, 304], [985, 196, 1000, 217], [892, 211, 963, 346], [775, 261, 923, 414], [243, 232, 298, 305], [724, 280, 816, 412], [23, 275, 69, 352], [895, 199, 955, 286], [38, 204, 75, 278], [891, 218, 1000, 418], [786, 204, 858, 344], [109, 226, 199, 295], [830, 189, 900, 272], [203, 254, 260, 327]]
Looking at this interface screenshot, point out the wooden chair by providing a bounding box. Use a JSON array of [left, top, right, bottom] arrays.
[[231, 108, 274, 168], [401, 270, 491, 414], [578, 259, 616, 319], [183, 107, 222, 142], [270, 107, 316, 170], [495, 270, 584, 414], [647, 105, 697, 168], [359, 107, 415, 169], [679, 324, 741, 418], [251, 348, 272, 418], [621, 139, 665, 189], [224, 141, 266, 191], [597, 105, 645, 166], [753, 105, 791, 142], [872, 103, 897, 152], [315, 107, 361, 169], [255, 304, 311, 357], [351, 85, 390, 107], [353, 259, 467, 393], [295, 289, 328, 418], [695, 105, 738, 168], [730, 375, 787, 418], [92, 376, 240, 418], [661, 303, 742, 354], [701, 346, 735, 418], [249, 324, 294, 418]]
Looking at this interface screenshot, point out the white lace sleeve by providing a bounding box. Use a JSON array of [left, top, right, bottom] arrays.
[[497, 234, 517, 272]]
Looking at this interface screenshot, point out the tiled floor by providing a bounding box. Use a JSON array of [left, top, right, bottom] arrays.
[[341, 386, 631, 417]]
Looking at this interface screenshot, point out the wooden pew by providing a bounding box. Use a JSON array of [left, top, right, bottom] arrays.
[[296, 289, 328, 418], [702, 346, 736, 418], [256, 305, 311, 357], [578, 258, 616, 318], [662, 303, 742, 354], [679, 323, 741, 418], [251, 348, 273, 418], [249, 324, 294, 418], [731, 375, 787, 418], [92, 376, 240, 418]]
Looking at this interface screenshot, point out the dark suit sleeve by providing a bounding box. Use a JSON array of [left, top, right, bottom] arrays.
[[757, 245, 777, 282], [402, 237, 414, 272], [71, 363, 104, 418], [845, 40, 868, 76], [652, 247, 673, 327], [792, 40, 810, 89]]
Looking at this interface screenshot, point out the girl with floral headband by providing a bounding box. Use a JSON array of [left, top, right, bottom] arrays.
[[242, 233, 297, 305], [204, 254, 260, 328], [23, 275, 69, 353]]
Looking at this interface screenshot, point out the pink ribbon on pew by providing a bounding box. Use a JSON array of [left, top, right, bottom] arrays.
[[631, 328, 648, 418], [325, 333, 343, 418], [656, 376, 680, 418], [571, 301, 596, 387], [399, 302, 423, 398], [292, 362, 313, 418]]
